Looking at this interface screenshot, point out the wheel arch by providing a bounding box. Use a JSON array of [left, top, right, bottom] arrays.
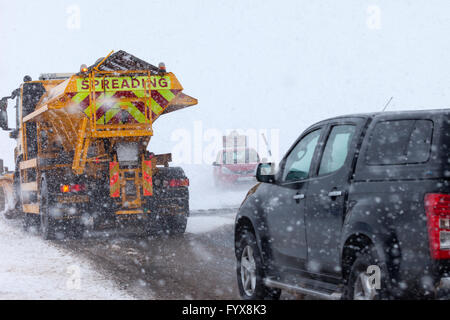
[[235, 215, 256, 255], [341, 221, 399, 284], [235, 214, 273, 266], [341, 231, 375, 283]]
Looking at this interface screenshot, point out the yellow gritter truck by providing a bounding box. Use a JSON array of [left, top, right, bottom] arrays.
[[0, 50, 197, 239]]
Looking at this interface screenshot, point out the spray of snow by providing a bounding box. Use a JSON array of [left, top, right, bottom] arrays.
[[181, 164, 254, 210]]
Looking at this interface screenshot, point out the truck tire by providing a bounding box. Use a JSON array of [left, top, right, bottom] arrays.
[[70, 219, 85, 239], [1, 185, 17, 220], [167, 208, 188, 235], [236, 230, 281, 300], [39, 177, 58, 240], [147, 167, 190, 235], [14, 157, 22, 212], [0, 187, 5, 212], [20, 162, 40, 230], [23, 213, 40, 232]]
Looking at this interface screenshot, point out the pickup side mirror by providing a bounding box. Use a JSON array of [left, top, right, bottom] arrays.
[[256, 162, 276, 183]]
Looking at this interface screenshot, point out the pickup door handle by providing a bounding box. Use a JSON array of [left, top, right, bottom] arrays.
[[328, 190, 343, 197], [293, 194, 305, 200]]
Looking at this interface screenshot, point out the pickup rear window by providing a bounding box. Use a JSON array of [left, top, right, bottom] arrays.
[[366, 119, 433, 165]]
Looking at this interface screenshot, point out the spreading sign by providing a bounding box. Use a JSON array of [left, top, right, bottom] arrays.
[[76, 76, 171, 92]]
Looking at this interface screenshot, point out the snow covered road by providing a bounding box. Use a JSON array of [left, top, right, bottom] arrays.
[[0, 215, 133, 300], [0, 208, 302, 300], [56, 209, 239, 300], [0, 209, 237, 300]]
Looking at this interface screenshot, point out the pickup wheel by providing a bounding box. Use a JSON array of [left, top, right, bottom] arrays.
[[236, 230, 281, 300], [343, 248, 388, 300]]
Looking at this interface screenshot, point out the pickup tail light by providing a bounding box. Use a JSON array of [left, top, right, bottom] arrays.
[[60, 184, 86, 193], [425, 193, 450, 259]]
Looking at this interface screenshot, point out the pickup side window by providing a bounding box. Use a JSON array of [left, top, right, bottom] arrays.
[[282, 129, 322, 182], [318, 125, 356, 175], [366, 119, 433, 165]]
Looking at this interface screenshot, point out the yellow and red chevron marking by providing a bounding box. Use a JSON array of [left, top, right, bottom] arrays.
[[142, 160, 153, 196], [109, 162, 120, 198], [67, 88, 181, 125]]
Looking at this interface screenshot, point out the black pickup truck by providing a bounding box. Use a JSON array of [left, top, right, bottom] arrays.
[[234, 109, 450, 300]]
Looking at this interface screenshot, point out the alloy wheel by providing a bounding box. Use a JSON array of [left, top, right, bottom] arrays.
[[240, 245, 257, 296]]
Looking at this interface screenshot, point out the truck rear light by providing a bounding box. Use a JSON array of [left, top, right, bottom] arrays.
[[160, 179, 189, 188], [168, 179, 189, 187], [60, 184, 86, 193], [425, 193, 450, 259]]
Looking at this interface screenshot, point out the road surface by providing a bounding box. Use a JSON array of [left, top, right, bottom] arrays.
[[57, 209, 240, 299], [1, 207, 300, 299]]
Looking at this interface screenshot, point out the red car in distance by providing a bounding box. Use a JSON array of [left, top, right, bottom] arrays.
[[213, 147, 260, 187]]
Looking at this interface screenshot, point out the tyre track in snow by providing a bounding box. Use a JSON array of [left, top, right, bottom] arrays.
[[56, 210, 240, 299]]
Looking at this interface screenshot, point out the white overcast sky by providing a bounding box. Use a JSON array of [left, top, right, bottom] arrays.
[[0, 0, 449, 167]]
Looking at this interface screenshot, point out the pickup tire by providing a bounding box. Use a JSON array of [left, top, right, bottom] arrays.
[[236, 230, 281, 300], [343, 248, 388, 300]]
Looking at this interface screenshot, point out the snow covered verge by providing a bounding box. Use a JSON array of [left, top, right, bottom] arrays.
[[0, 215, 134, 300]]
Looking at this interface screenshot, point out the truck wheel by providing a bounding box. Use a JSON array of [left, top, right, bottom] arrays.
[[4, 208, 16, 220], [0, 186, 16, 219], [343, 248, 388, 300], [236, 230, 281, 300], [13, 157, 22, 213], [0, 187, 5, 212], [70, 220, 85, 239], [39, 178, 58, 240], [167, 214, 187, 235], [22, 213, 40, 232]]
